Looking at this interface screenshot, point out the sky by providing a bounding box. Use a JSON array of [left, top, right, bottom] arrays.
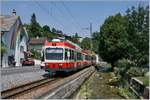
[[1, 0, 149, 37]]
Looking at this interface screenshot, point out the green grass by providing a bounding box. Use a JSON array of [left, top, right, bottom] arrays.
[[136, 76, 149, 87], [118, 87, 136, 99]]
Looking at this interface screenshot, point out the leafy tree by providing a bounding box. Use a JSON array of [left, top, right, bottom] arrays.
[[71, 33, 80, 44], [43, 25, 51, 32], [126, 5, 149, 67], [29, 13, 43, 37], [92, 31, 100, 53], [81, 37, 91, 50], [56, 30, 63, 34], [42, 25, 51, 38], [51, 27, 57, 33], [98, 13, 131, 70]]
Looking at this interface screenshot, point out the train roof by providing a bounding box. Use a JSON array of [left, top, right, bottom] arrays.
[[44, 39, 82, 51]]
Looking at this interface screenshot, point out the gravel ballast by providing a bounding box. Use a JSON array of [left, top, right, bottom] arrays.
[[1, 70, 48, 91]]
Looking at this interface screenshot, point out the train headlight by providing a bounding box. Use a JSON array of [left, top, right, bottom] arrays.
[[58, 63, 63, 67]]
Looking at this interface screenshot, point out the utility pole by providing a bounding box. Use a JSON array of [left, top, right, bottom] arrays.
[[90, 23, 92, 53]]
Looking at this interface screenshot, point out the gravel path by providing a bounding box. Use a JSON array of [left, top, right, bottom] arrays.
[[1, 70, 49, 91]]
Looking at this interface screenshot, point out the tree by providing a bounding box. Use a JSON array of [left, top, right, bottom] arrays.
[[92, 31, 100, 53], [29, 13, 43, 37], [71, 33, 80, 44], [126, 5, 149, 67], [51, 27, 57, 33], [43, 25, 51, 32], [98, 13, 131, 70], [81, 37, 91, 50], [42, 25, 51, 38], [56, 30, 63, 34]]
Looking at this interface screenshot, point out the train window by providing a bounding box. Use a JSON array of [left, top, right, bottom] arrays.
[[74, 51, 77, 61], [81, 54, 83, 61], [77, 53, 83, 60], [69, 49, 72, 60], [45, 48, 63, 60], [71, 50, 74, 60], [65, 49, 68, 60], [85, 55, 88, 60], [77, 53, 80, 60], [83, 54, 85, 60]]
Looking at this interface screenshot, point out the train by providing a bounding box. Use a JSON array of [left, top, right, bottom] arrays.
[[41, 38, 97, 77]]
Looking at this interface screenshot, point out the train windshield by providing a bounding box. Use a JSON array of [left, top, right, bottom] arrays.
[[45, 48, 63, 60]]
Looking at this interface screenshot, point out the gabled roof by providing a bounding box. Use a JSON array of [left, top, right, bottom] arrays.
[[0, 15, 19, 32], [29, 37, 47, 45]]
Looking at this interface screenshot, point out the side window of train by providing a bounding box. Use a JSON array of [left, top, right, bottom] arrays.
[[77, 53, 82, 60], [77, 52, 79, 60], [71, 50, 74, 60], [74, 51, 76, 61], [79, 53, 81, 60], [80, 53, 82, 60], [65, 49, 68, 60], [72, 50, 74, 60], [85, 55, 88, 60], [69, 49, 72, 60], [83, 55, 85, 60]]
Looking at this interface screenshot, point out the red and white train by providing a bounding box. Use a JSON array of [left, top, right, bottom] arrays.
[[41, 38, 96, 76]]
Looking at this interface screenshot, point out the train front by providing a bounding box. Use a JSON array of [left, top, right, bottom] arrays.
[[41, 39, 66, 77]]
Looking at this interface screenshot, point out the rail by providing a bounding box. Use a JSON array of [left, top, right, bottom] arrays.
[[1, 66, 94, 99], [1, 78, 57, 99]]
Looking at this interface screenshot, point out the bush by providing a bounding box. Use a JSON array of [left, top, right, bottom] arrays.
[[30, 49, 41, 59], [127, 67, 145, 77], [114, 58, 131, 78], [143, 77, 149, 87], [118, 87, 136, 99]]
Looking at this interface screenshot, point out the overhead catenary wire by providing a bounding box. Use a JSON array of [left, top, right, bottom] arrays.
[[34, 0, 66, 32], [61, 1, 88, 34], [34, 0, 90, 37], [51, 1, 82, 33]]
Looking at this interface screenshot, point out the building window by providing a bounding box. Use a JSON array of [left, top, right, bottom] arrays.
[[20, 46, 24, 53]]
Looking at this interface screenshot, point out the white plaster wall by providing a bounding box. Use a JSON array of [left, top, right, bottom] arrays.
[[15, 30, 20, 66], [2, 29, 15, 67], [2, 18, 28, 67]]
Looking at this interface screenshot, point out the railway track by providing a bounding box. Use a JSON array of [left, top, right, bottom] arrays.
[[1, 78, 59, 99], [1, 66, 94, 99]]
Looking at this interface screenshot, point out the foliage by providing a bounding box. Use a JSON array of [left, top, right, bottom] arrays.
[[143, 76, 149, 87], [126, 5, 149, 67], [118, 87, 136, 99], [96, 5, 149, 70], [98, 13, 131, 69], [114, 58, 131, 85], [1, 41, 7, 56], [71, 33, 81, 44], [43, 25, 51, 32], [51, 27, 57, 33], [29, 13, 43, 37], [92, 31, 100, 53], [30, 49, 41, 59], [127, 67, 145, 77], [81, 37, 91, 50], [24, 13, 65, 40]]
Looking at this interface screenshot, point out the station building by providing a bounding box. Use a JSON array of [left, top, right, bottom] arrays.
[[0, 10, 29, 67]]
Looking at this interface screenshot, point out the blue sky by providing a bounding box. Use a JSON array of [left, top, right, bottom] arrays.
[[1, 0, 149, 37]]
